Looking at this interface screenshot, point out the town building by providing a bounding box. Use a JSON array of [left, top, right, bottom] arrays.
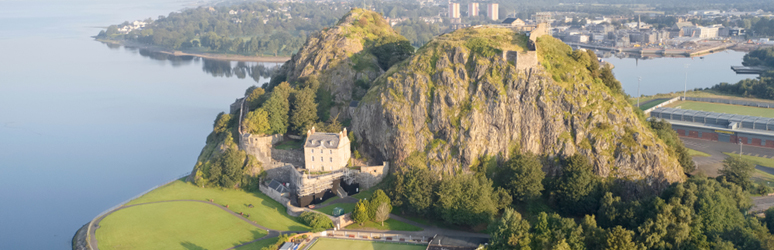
[[449, 2, 460, 19], [682, 25, 720, 38], [487, 3, 499, 21], [502, 18, 526, 27], [303, 127, 351, 172], [650, 107, 774, 148], [468, 2, 479, 17]]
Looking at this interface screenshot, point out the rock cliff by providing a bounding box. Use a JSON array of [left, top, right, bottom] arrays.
[[270, 8, 404, 105], [352, 27, 684, 193]]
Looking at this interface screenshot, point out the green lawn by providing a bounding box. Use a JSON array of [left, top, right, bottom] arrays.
[[666, 101, 774, 118], [316, 202, 356, 216], [309, 238, 426, 250], [127, 180, 309, 231], [637, 98, 670, 110], [344, 218, 423, 231], [97, 202, 265, 250], [234, 236, 280, 250], [274, 140, 304, 150], [688, 148, 711, 157]]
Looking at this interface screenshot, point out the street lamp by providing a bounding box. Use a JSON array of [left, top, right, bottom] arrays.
[[739, 139, 743, 157], [683, 64, 690, 100]]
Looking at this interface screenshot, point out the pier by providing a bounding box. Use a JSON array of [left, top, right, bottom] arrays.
[[731, 66, 771, 75]]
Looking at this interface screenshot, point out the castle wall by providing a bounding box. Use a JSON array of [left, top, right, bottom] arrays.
[[239, 133, 284, 168]]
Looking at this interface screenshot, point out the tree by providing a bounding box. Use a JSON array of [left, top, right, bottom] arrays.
[[604, 226, 642, 250], [368, 189, 391, 220], [551, 154, 599, 215], [300, 211, 334, 232], [263, 82, 292, 134], [487, 208, 531, 250], [718, 156, 755, 190], [765, 207, 774, 234], [245, 86, 266, 110], [600, 64, 622, 94], [435, 174, 498, 226], [374, 202, 390, 226], [390, 166, 436, 215], [499, 152, 545, 202], [289, 87, 318, 134], [370, 37, 415, 70], [352, 199, 370, 226], [242, 108, 270, 134], [219, 148, 244, 188]]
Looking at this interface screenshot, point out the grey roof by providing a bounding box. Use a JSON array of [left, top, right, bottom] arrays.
[[268, 180, 288, 193], [650, 107, 774, 131], [502, 18, 521, 24], [278, 242, 293, 250], [305, 132, 341, 148], [430, 235, 488, 249]]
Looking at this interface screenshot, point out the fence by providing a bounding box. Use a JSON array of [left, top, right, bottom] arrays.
[[684, 97, 774, 109], [644, 96, 682, 115], [86, 172, 191, 250], [321, 230, 431, 245]]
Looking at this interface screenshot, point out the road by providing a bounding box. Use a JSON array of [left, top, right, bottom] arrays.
[[681, 137, 774, 177], [681, 137, 774, 213]]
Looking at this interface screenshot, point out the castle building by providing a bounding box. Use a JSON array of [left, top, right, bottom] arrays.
[[303, 127, 351, 172]]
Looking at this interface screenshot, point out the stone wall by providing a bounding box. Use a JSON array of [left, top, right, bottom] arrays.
[[259, 183, 291, 207], [355, 162, 389, 190], [239, 133, 283, 168], [271, 148, 304, 167]]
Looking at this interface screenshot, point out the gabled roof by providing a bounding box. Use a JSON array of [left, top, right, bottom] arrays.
[[305, 133, 341, 148], [502, 18, 524, 24]]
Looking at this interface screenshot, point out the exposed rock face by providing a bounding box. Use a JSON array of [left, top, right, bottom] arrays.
[[352, 27, 684, 194], [271, 8, 399, 104]]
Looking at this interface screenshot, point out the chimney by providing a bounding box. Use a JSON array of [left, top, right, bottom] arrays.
[[311, 126, 316, 134], [307, 129, 311, 137], [342, 128, 347, 139]]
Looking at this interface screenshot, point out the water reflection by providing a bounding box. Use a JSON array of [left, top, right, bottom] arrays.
[[103, 42, 281, 84]]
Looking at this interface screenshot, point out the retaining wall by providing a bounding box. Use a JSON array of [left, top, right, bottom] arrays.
[[644, 96, 682, 114]]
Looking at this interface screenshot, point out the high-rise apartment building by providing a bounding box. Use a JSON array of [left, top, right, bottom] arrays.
[[487, 3, 499, 21], [449, 2, 460, 19], [468, 2, 479, 17]]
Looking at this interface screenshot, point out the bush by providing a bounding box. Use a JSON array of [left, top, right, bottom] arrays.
[[300, 212, 334, 232]]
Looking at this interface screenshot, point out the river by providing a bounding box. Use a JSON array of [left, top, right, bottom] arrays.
[[604, 50, 754, 97], [0, 0, 275, 249]]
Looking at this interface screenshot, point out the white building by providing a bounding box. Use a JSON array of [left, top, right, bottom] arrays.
[[449, 2, 460, 19], [303, 127, 351, 172], [468, 2, 479, 17], [487, 3, 499, 21]]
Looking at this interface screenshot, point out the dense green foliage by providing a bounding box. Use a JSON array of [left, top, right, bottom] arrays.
[[711, 47, 774, 100], [300, 212, 334, 232], [496, 153, 545, 202], [650, 119, 696, 173], [351, 189, 393, 227], [352, 199, 370, 226], [289, 87, 318, 135], [549, 155, 600, 216], [435, 175, 502, 226], [370, 37, 415, 70]]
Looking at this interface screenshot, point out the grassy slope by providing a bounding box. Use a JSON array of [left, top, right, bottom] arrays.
[[688, 148, 711, 157], [234, 237, 280, 250], [309, 238, 426, 250], [344, 218, 423, 231], [127, 180, 310, 231], [666, 101, 774, 118], [316, 202, 357, 215], [97, 202, 265, 250]]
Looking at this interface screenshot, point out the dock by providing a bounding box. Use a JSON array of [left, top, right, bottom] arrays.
[[731, 66, 771, 75]]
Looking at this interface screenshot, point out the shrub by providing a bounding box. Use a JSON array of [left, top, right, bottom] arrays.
[[300, 212, 334, 232]]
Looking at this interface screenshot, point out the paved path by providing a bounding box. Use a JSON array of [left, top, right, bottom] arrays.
[[681, 137, 774, 177]]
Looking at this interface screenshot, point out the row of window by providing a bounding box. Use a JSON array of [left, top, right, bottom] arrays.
[[310, 149, 333, 154], [311, 156, 333, 162]]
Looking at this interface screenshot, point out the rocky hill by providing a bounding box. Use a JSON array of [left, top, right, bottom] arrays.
[[351, 26, 685, 193], [269, 8, 409, 107]]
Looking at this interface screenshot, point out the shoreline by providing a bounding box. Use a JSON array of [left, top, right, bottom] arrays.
[[97, 39, 292, 63]]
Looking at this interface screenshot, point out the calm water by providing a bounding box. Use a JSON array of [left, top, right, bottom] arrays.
[[0, 0, 275, 248], [604, 51, 753, 96]]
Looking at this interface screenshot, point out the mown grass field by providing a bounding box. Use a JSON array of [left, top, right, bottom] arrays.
[[666, 101, 774, 118], [344, 218, 423, 231], [234, 236, 280, 250], [97, 202, 265, 250], [309, 238, 426, 250], [127, 180, 309, 231]]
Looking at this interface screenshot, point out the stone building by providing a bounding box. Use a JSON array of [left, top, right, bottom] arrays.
[[304, 127, 351, 172]]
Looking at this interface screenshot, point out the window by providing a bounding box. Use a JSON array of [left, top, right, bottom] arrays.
[[311, 149, 314, 153], [330, 157, 333, 162], [329, 150, 332, 154], [312, 156, 314, 161]]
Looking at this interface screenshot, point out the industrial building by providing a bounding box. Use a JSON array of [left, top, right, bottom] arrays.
[[650, 107, 774, 148]]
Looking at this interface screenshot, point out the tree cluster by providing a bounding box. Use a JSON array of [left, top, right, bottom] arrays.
[[650, 119, 696, 173], [351, 189, 392, 226], [711, 47, 774, 100], [300, 211, 334, 232]]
